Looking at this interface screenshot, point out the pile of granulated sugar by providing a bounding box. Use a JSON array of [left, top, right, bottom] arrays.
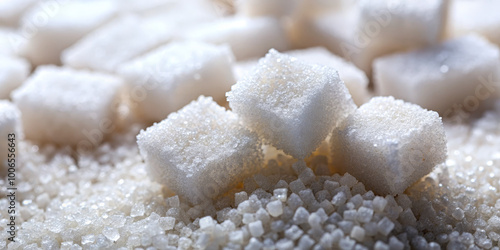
[[0, 102, 498, 249]]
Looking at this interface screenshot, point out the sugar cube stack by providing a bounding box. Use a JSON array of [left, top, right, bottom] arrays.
[[446, 0, 500, 46], [330, 96, 447, 195], [227, 49, 356, 159], [19, 0, 117, 66], [183, 17, 289, 60], [374, 35, 500, 115], [235, 0, 299, 18], [287, 47, 370, 106], [0, 56, 30, 99], [11, 66, 123, 149], [137, 96, 263, 205], [62, 15, 174, 73], [117, 41, 235, 122], [0, 101, 21, 177]]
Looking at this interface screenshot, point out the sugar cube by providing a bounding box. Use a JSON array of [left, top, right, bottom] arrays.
[[287, 47, 370, 106], [374, 35, 500, 116], [266, 200, 283, 217], [350, 225, 365, 241], [330, 96, 447, 195], [183, 17, 289, 60], [0, 0, 36, 27], [446, 0, 500, 46], [62, 15, 174, 73], [0, 101, 21, 176], [11, 66, 123, 148], [117, 41, 235, 122], [0, 56, 30, 99], [248, 221, 264, 237], [19, 0, 117, 66], [0, 28, 18, 56], [136, 96, 263, 204], [235, 0, 299, 18], [227, 49, 356, 159]]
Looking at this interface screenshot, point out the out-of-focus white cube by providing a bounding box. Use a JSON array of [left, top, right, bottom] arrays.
[[0, 56, 31, 99], [19, 0, 117, 66], [183, 17, 289, 60], [0, 29, 19, 56], [235, 0, 300, 18], [62, 15, 174, 73], [374, 35, 500, 116], [446, 0, 500, 46], [0, 0, 36, 27], [117, 41, 235, 122], [11, 66, 123, 149]]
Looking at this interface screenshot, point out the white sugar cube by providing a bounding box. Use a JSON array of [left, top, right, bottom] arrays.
[[0, 56, 30, 99], [62, 15, 174, 73], [235, 0, 299, 18], [118, 41, 235, 122], [248, 221, 264, 237], [227, 49, 356, 159], [374, 35, 500, 115], [446, 0, 500, 46], [19, 1, 117, 66], [11, 66, 123, 148], [136, 96, 263, 205], [330, 96, 447, 195], [287, 47, 370, 106], [0, 101, 21, 176], [183, 17, 289, 60], [0, 0, 36, 26], [0, 28, 19, 56], [266, 200, 283, 217]]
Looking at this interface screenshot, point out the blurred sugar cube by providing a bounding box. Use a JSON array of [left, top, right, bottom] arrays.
[[137, 96, 263, 205], [446, 0, 500, 46], [19, 0, 117, 66], [117, 41, 235, 122], [62, 15, 174, 73], [330, 96, 447, 195], [183, 17, 289, 60], [11, 66, 123, 149], [374, 35, 500, 115], [235, 0, 299, 18], [0, 101, 21, 177], [227, 49, 356, 159], [0, 56, 30, 99], [0, 0, 36, 27], [0, 28, 19, 56]]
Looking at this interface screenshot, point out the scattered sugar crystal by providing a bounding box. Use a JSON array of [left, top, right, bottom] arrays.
[[11, 66, 123, 146], [0, 56, 30, 99], [227, 49, 356, 159], [374, 35, 500, 115], [235, 0, 299, 18], [103, 227, 120, 242], [159, 217, 176, 231], [350, 226, 365, 242], [357, 207, 373, 223], [389, 236, 405, 250], [266, 200, 283, 217], [339, 237, 356, 250], [62, 15, 174, 72], [332, 191, 348, 207], [248, 221, 264, 237], [246, 237, 263, 250], [378, 217, 395, 236], [324, 180, 340, 194], [287, 193, 304, 210], [183, 17, 289, 60], [299, 167, 316, 186], [19, 1, 117, 66], [273, 188, 288, 202], [275, 238, 294, 250], [117, 41, 235, 122], [349, 194, 364, 209], [287, 47, 370, 106], [229, 230, 244, 244], [339, 173, 358, 188], [199, 216, 215, 231], [373, 196, 388, 213], [488, 215, 500, 230], [235, 191, 249, 206], [374, 241, 389, 250], [137, 96, 263, 204], [344, 210, 357, 221], [131, 204, 145, 218], [298, 235, 315, 249], [285, 225, 304, 241], [289, 180, 306, 194], [331, 96, 447, 195], [452, 208, 465, 221], [399, 208, 417, 226], [299, 189, 316, 205], [167, 196, 180, 208], [81, 235, 95, 245]]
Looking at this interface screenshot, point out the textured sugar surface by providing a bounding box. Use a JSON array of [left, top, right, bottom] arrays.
[[2, 100, 500, 249], [19, 1, 117, 66], [11, 66, 123, 146], [183, 17, 289, 60], [227, 49, 356, 159], [374, 35, 500, 115], [0, 100, 21, 176], [118, 41, 235, 122], [331, 96, 447, 195], [62, 15, 173, 73], [137, 96, 263, 204], [0, 56, 30, 99]]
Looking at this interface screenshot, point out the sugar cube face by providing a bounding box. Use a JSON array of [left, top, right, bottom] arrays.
[[446, 0, 500, 46], [286, 47, 370, 106], [0, 56, 30, 99], [374, 35, 500, 115], [11, 66, 123, 147], [330, 96, 447, 195], [62, 15, 173, 73], [235, 0, 299, 18], [183, 17, 289, 60], [118, 41, 235, 122], [0, 101, 21, 176], [227, 49, 356, 159], [19, 1, 117, 66], [0, 28, 18, 56], [137, 96, 263, 205], [0, 0, 36, 26]]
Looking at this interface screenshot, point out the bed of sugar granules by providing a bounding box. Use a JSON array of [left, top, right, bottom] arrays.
[[0, 101, 498, 249]]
